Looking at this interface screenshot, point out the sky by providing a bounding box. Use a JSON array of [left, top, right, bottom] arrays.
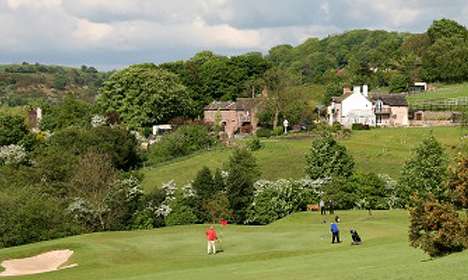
[[1, 0, 468, 71]]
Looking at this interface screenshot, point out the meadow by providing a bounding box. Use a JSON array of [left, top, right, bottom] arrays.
[[1, 210, 468, 279], [141, 126, 465, 192], [406, 82, 468, 102]]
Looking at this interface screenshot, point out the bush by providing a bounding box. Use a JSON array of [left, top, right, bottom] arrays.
[[256, 128, 271, 138], [166, 199, 198, 226], [246, 179, 323, 225], [150, 131, 188, 163], [149, 124, 213, 163], [332, 121, 341, 131], [246, 137, 262, 151], [0, 188, 77, 248], [272, 126, 284, 136], [409, 196, 466, 258], [352, 123, 364, 130]]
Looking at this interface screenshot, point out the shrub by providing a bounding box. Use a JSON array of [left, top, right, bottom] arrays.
[[0, 188, 77, 248], [150, 130, 189, 162], [246, 137, 262, 151], [332, 121, 341, 131], [166, 199, 198, 226], [272, 126, 284, 136], [352, 123, 364, 130], [149, 124, 213, 163], [246, 179, 323, 225], [409, 196, 466, 258], [256, 128, 271, 138]]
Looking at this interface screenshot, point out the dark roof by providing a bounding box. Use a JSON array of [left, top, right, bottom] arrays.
[[369, 93, 408, 106], [331, 92, 353, 102], [204, 101, 237, 110], [204, 98, 261, 111]]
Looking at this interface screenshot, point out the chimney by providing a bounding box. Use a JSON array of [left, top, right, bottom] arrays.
[[363, 85, 368, 97], [353, 86, 361, 95], [343, 87, 351, 94]]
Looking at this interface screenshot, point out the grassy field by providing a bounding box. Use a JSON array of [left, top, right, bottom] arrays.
[[1, 210, 468, 279], [141, 126, 465, 192], [407, 82, 468, 102]]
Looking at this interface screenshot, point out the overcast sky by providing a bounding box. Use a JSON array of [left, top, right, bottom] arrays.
[[1, 0, 467, 71]]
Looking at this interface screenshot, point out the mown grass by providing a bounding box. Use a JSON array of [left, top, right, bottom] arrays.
[[1, 210, 468, 280], [141, 126, 464, 192], [407, 82, 468, 102]]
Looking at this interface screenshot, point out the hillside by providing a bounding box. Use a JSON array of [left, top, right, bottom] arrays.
[[142, 126, 464, 192], [0, 63, 109, 105], [1, 210, 467, 279]]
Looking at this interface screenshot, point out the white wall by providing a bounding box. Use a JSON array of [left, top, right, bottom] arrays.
[[342, 92, 372, 116]]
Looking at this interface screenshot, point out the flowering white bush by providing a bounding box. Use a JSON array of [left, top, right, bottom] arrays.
[[246, 178, 324, 225], [0, 144, 27, 165], [152, 180, 177, 218], [155, 204, 172, 218], [182, 183, 195, 198], [91, 114, 107, 127]]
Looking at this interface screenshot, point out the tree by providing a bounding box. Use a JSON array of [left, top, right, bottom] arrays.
[[39, 94, 93, 132], [427, 19, 468, 44], [225, 148, 260, 223], [409, 195, 466, 258], [48, 126, 142, 171], [422, 37, 468, 82], [0, 114, 32, 149], [352, 172, 389, 215], [389, 73, 410, 93], [99, 64, 194, 129], [69, 152, 118, 231], [397, 135, 448, 205], [305, 134, 355, 180], [261, 67, 300, 129]]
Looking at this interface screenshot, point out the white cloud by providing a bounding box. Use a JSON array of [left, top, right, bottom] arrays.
[[0, 0, 468, 70]]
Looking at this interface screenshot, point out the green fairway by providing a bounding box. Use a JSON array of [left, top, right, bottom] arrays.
[[142, 126, 464, 192], [1, 210, 468, 279]]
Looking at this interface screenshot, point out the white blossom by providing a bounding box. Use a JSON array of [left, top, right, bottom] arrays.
[[0, 144, 27, 165], [91, 114, 107, 127], [182, 183, 195, 198], [155, 204, 172, 218]]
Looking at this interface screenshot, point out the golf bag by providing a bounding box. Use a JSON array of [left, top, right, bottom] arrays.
[[350, 230, 362, 245]]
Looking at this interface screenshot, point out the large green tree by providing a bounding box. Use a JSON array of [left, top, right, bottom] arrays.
[[427, 18, 468, 44], [397, 135, 448, 205], [225, 148, 260, 223], [305, 134, 355, 180], [99, 64, 193, 129]]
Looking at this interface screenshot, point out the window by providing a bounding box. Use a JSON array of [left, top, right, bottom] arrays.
[[375, 100, 383, 112], [376, 114, 382, 124]]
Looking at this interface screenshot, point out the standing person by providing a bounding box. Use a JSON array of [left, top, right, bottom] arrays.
[[206, 226, 218, 255], [330, 221, 341, 244], [320, 200, 326, 215], [328, 200, 334, 215]]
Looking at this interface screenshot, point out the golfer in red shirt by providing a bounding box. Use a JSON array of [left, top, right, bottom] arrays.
[[206, 226, 218, 255]]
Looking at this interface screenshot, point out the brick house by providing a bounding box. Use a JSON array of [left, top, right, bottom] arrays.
[[204, 98, 261, 137]]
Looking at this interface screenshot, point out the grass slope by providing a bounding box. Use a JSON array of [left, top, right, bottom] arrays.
[[1, 210, 468, 279], [407, 82, 468, 102], [142, 126, 464, 192]]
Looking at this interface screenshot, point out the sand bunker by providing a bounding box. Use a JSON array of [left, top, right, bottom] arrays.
[[0, 249, 77, 277]]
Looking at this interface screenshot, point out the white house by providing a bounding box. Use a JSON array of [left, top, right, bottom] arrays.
[[328, 85, 409, 127], [328, 85, 375, 126]]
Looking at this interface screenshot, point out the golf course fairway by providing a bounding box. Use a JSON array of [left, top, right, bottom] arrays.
[[1, 210, 468, 279]]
